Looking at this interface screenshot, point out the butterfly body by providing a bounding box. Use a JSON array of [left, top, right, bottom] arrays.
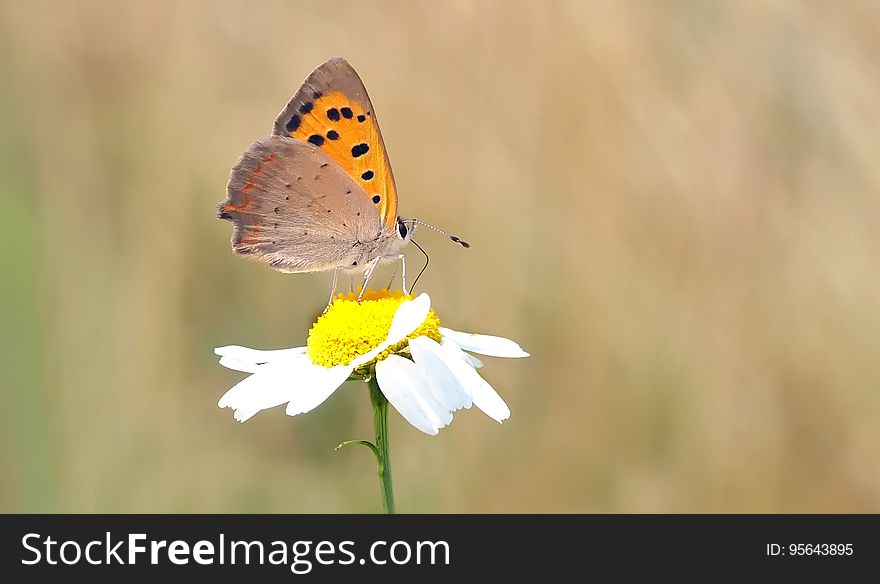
[[219, 58, 410, 280]]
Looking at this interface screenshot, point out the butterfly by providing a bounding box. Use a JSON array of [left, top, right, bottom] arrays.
[[218, 57, 467, 303]]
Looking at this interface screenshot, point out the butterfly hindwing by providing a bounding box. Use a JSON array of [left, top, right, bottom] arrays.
[[272, 57, 399, 234], [219, 136, 385, 273]]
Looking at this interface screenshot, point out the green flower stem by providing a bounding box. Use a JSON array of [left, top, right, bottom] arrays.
[[369, 377, 396, 514], [335, 377, 396, 513]]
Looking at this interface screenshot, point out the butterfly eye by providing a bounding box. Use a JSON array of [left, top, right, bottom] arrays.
[[397, 218, 408, 239]]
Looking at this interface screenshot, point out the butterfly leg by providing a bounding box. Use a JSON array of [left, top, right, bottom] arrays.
[[399, 254, 409, 295], [385, 263, 398, 291], [358, 257, 382, 302], [383, 255, 408, 294], [325, 267, 340, 312]]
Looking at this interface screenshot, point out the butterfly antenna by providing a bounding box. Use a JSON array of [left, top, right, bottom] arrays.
[[410, 239, 430, 293], [412, 220, 470, 248]]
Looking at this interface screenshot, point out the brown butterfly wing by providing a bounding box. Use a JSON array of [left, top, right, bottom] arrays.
[[218, 136, 388, 273], [272, 57, 399, 234]]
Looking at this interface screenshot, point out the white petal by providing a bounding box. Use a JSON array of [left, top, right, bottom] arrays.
[[345, 293, 432, 370], [439, 337, 485, 370], [387, 293, 431, 345], [218, 356, 271, 373], [469, 377, 511, 423], [376, 355, 452, 435], [349, 342, 388, 369], [214, 345, 307, 364], [217, 355, 311, 422], [284, 363, 353, 416], [439, 341, 511, 423], [409, 336, 472, 411], [439, 328, 530, 358], [463, 353, 484, 368]]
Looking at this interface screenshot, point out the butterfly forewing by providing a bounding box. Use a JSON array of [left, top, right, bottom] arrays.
[[219, 136, 384, 273], [272, 57, 399, 234]]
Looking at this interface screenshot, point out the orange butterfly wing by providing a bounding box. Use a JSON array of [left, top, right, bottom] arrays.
[[272, 58, 398, 234]]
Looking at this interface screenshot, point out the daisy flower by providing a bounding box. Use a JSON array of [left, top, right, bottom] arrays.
[[215, 290, 529, 435]]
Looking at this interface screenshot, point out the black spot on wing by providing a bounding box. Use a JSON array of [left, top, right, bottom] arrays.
[[372, 195, 381, 204], [327, 130, 339, 140], [352, 143, 369, 158], [313, 91, 323, 100], [299, 101, 314, 114], [308, 134, 325, 146], [326, 108, 340, 121], [357, 114, 366, 122], [361, 170, 374, 180], [286, 115, 301, 132], [341, 107, 353, 119]]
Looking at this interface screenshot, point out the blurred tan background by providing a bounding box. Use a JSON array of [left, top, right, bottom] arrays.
[[2, 0, 880, 513]]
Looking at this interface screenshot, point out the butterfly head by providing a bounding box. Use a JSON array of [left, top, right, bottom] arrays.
[[396, 217, 416, 243]]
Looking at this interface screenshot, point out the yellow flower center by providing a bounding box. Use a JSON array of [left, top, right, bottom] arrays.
[[307, 289, 442, 368]]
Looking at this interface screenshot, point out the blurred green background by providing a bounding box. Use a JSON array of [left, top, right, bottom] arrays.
[[2, 0, 880, 513]]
